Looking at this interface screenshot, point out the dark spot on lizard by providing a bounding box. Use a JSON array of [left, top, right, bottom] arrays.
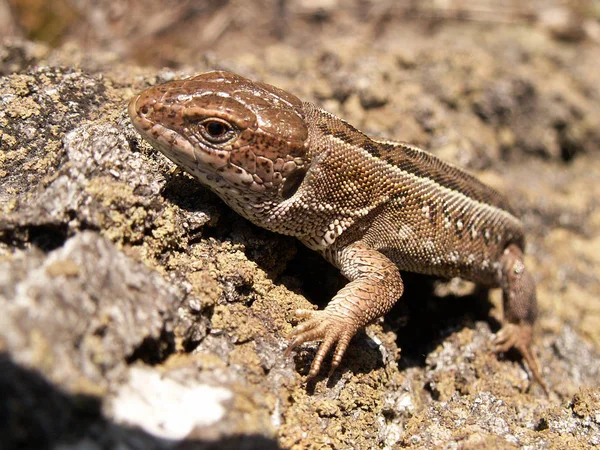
[[483, 229, 491, 245], [316, 123, 330, 135], [333, 130, 353, 144], [362, 141, 380, 157], [427, 199, 438, 224], [454, 218, 465, 238]]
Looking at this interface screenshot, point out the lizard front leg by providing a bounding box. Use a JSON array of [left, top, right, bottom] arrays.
[[286, 242, 404, 379]]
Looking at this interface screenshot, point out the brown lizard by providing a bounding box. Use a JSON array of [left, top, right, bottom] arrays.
[[128, 71, 546, 391]]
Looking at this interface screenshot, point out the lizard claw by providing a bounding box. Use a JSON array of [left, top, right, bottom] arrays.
[[493, 323, 525, 353], [285, 308, 356, 379], [494, 323, 548, 394]]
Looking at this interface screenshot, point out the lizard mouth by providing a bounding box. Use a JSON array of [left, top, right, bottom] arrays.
[[128, 94, 199, 169]]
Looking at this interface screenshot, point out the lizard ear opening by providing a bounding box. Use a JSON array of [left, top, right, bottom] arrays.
[[281, 168, 307, 199]]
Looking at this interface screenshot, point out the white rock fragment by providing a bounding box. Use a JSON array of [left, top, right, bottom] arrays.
[[111, 367, 231, 440]]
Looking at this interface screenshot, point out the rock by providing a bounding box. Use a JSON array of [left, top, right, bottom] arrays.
[[1, 5, 600, 446]]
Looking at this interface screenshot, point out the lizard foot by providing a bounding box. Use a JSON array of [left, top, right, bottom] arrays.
[[285, 309, 356, 379], [494, 323, 548, 394]]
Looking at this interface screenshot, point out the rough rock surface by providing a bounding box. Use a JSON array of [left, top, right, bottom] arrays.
[[1, 4, 600, 448]]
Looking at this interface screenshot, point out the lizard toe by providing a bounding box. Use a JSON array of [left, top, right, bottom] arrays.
[[493, 323, 520, 353], [286, 309, 359, 378], [327, 331, 354, 377], [494, 323, 548, 394]]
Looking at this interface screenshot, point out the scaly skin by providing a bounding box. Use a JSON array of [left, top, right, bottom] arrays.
[[129, 71, 546, 391]]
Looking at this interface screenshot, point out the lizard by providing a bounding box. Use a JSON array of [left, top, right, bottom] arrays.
[[128, 70, 546, 391]]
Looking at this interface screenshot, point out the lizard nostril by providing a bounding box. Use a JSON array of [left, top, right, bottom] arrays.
[[139, 105, 150, 116]]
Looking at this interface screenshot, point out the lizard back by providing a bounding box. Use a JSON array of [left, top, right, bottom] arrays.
[[305, 102, 514, 213], [302, 103, 525, 284]]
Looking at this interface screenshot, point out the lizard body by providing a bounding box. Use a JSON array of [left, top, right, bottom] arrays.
[[129, 71, 545, 390]]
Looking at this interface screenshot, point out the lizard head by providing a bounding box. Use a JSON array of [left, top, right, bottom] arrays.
[[128, 71, 310, 216]]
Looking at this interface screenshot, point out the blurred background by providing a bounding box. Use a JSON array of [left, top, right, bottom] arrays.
[[4, 0, 599, 165], [2, 0, 599, 67]]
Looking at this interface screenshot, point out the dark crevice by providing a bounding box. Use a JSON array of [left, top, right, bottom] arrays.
[[391, 274, 494, 370], [125, 135, 142, 154], [424, 381, 440, 401], [182, 337, 201, 353], [535, 417, 549, 431], [182, 304, 214, 353], [233, 284, 256, 307], [556, 123, 581, 163], [194, 222, 219, 241], [0, 223, 70, 252], [278, 243, 344, 306], [126, 328, 176, 366]]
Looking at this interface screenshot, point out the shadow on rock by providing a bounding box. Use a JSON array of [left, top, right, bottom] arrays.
[[0, 353, 281, 450]]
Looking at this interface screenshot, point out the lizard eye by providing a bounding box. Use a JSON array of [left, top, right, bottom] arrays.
[[199, 118, 235, 143]]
